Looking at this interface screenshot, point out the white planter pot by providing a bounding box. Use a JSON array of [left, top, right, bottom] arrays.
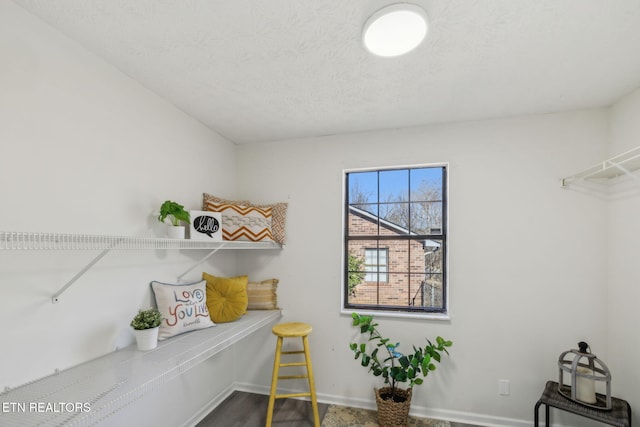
[[133, 327, 159, 351], [166, 225, 185, 239]]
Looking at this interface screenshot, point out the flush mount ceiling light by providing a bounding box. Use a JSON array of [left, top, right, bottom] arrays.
[[363, 3, 428, 57]]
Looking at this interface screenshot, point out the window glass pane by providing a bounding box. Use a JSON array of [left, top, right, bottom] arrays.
[[409, 239, 443, 309], [408, 201, 442, 234], [349, 171, 378, 204], [351, 203, 378, 217], [348, 205, 379, 236], [409, 273, 444, 309], [364, 248, 377, 282], [347, 240, 375, 267], [378, 273, 408, 307], [378, 249, 388, 264], [363, 248, 388, 283], [378, 249, 388, 282], [383, 240, 409, 274], [410, 238, 442, 272], [346, 240, 374, 301], [379, 202, 409, 233], [420, 239, 444, 273], [410, 167, 443, 201], [380, 169, 408, 202], [348, 284, 378, 306], [364, 249, 376, 264]]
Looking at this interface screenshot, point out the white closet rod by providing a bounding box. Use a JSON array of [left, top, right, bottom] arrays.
[[561, 146, 640, 187]]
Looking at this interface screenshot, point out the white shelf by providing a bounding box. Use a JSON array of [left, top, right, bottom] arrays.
[[561, 146, 640, 187], [0, 310, 281, 427], [0, 231, 282, 251], [0, 231, 282, 303]]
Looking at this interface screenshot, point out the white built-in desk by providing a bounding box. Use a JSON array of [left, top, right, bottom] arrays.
[[0, 310, 281, 427]]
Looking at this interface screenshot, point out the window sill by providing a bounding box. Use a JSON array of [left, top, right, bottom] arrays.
[[341, 307, 450, 321]]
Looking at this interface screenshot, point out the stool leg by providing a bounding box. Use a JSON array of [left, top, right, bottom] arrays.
[[266, 336, 283, 427], [545, 403, 549, 427], [302, 335, 320, 427]]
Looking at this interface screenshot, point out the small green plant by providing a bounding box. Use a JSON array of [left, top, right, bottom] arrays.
[[158, 200, 191, 226], [130, 308, 163, 330], [349, 312, 452, 401]]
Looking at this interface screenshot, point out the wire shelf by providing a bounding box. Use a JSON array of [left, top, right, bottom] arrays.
[[0, 311, 281, 427], [561, 146, 640, 187], [0, 231, 282, 303], [0, 231, 282, 251]]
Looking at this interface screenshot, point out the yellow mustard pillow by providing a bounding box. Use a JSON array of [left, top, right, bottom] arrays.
[[203, 272, 249, 323]]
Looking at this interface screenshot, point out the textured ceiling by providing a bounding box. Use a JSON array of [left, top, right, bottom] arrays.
[[12, 0, 640, 144]]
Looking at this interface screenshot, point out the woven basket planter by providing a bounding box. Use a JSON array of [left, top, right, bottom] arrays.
[[375, 387, 413, 427]]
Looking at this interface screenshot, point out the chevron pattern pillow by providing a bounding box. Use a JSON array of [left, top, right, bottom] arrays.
[[203, 193, 288, 244], [205, 201, 274, 242]]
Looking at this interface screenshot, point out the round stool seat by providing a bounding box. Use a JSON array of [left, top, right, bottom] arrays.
[[272, 322, 312, 338]]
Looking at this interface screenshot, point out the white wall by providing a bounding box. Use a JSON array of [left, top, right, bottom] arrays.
[[0, 1, 238, 407], [236, 110, 610, 426], [2, 1, 635, 426], [607, 87, 640, 426]]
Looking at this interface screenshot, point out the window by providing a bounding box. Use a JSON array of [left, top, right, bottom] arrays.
[[364, 248, 388, 282], [343, 165, 447, 315]]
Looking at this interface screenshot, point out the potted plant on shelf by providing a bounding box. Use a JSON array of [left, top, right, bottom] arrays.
[[158, 200, 191, 239], [130, 308, 163, 351], [349, 313, 452, 427]]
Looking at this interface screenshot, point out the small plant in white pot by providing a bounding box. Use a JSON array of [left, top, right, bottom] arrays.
[[158, 200, 191, 239], [130, 308, 163, 351]]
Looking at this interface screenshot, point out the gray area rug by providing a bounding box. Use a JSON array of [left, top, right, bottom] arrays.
[[321, 404, 450, 427]]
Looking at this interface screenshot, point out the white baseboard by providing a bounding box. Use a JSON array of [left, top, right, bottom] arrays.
[[412, 407, 531, 427], [202, 382, 585, 427], [181, 383, 236, 427]]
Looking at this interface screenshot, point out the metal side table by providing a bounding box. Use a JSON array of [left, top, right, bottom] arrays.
[[535, 381, 631, 427]]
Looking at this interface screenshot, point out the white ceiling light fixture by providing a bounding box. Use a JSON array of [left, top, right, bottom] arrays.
[[363, 3, 428, 57]]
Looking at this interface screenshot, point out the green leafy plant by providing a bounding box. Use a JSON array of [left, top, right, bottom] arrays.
[[348, 253, 365, 296], [349, 312, 452, 401], [130, 308, 163, 330], [158, 200, 191, 226]]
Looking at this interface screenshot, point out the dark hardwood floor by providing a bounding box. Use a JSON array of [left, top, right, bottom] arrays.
[[196, 391, 482, 427], [196, 391, 328, 427]]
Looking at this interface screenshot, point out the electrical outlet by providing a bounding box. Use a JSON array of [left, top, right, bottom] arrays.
[[498, 379, 510, 395]]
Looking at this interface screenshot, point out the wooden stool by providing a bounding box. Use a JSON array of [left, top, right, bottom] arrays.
[[266, 322, 320, 427]]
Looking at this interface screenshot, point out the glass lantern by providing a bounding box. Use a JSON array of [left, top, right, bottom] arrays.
[[558, 341, 612, 410]]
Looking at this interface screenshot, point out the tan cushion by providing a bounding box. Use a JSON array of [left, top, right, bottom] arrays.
[[247, 279, 279, 310]]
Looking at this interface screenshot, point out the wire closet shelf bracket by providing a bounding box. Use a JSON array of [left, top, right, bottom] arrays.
[[0, 231, 281, 303], [561, 146, 640, 189]]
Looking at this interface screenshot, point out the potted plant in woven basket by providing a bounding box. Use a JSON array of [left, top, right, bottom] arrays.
[[349, 313, 452, 427]]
